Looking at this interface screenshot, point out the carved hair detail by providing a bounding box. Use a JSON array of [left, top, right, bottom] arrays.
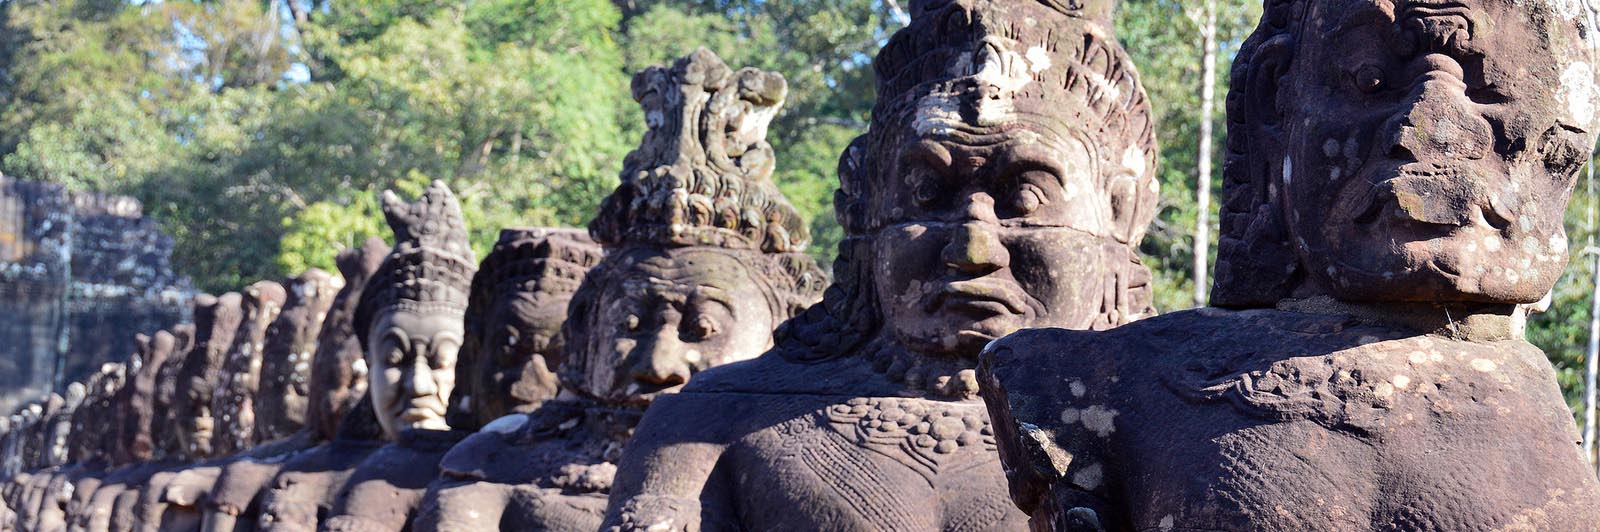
[[589, 48, 809, 254], [354, 181, 477, 337]]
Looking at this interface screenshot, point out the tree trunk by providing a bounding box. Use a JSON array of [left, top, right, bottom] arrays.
[[1193, 0, 1217, 308]]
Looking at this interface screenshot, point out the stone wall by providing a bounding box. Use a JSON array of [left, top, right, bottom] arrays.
[[0, 176, 191, 414]]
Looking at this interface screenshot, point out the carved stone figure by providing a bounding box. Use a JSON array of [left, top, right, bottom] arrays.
[[117, 331, 179, 466], [255, 269, 342, 444], [421, 51, 827, 530], [194, 270, 342, 532], [978, 1, 1600, 530], [603, 2, 1160, 529], [173, 293, 245, 461], [213, 281, 288, 456], [254, 239, 387, 532], [447, 228, 601, 430], [321, 182, 476, 531], [122, 294, 242, 532]]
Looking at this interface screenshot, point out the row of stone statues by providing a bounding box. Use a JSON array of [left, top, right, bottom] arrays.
[[5, 0, 1600, 530]]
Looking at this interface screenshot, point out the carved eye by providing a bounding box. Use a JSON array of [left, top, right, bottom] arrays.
[[1353, 65, 1385, 94], [686, 315, 720, 341], [385, 348, 404, 366], [912, 178, 942, 208], [1013, 182, 1048, 216], [623, 314, 641, 332]]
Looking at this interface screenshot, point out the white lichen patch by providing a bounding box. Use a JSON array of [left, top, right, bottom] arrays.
[[1471, 358, 1499, 372], [1072, 462, 1104, 490], [1560, 61, 1598, 128], [1069, 379, 1087, 398]]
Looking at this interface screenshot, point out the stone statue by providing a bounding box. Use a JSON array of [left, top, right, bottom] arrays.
[[213, 281, 289, 456], [417, 48, 828, 532], [150, 325, 196, 462], [322, 182, 476, 531], [254, 239, 388, 532], [62, 364, 124, 531], [978, 1, 1600, 530], [254, 269, 343, 444], [125, 294, 243, 532], [200, 270, 342, 532], [173, 293, 245, 461], [603, 1, 1161, 529], [449, 227, 602, 430], [119, 331, 179, 465]]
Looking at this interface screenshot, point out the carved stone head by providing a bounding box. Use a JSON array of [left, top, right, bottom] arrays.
[[50, 383, 84, 467], [355, 181, 476, 439], [563, 49, 828, 407], [1213, 0, 1600, 307], [212, 280, 287, 454], [256, 269, 343, 443], [452, 228, 601, 428], [774, 0, 1159, 397], [304, 238, 387, 442], [174, 292, 244, 459], [152, 324, 195, 457], [119, 329, 178, 463]]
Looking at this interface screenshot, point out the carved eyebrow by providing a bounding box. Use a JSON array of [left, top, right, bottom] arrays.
[[691, 286, 736, 312]]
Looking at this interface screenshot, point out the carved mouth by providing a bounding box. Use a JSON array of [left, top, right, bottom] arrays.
[[1350, 164, 1512, 231], [924, 279, 1028, 316]]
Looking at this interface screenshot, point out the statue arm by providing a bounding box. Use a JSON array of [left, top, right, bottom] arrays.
[[603, 394, 735, 532], [978, 328, 1125, 531]]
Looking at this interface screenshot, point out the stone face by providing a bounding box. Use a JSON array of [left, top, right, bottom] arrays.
[[448, 227, 601, 430], [418, 48, 827, 532], [353, 181, 475, 440], [114, 331, 178, 465], [602, 8, 1159, 526], [978, 1, 1600, 530], [248, 241, 387, 532]]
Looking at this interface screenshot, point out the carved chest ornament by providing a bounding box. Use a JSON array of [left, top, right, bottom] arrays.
[[823, 397, 996, 480]]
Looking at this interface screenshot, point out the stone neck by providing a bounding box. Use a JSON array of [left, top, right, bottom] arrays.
[[1276, 296, 1527, 342]]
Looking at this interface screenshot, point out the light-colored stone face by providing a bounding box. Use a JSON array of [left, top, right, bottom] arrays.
[[366, 309, 461, 439], [1280, 0, 1598, 303]]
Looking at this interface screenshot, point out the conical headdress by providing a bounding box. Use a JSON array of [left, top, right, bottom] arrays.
[[354, 181, 477, 337], [589, 48, 809, 254]]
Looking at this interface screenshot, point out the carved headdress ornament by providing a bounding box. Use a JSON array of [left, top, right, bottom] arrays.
[[845, 0, 1157, 241], [355, 181, 477, 335], [589, 48, 809, 254]]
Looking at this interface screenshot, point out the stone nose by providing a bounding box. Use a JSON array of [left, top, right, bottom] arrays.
[[407, 357, 436, 397], [628, 331, 691, 388], [1385, 67, 1493, 163], [942, 221, 1009, 275]]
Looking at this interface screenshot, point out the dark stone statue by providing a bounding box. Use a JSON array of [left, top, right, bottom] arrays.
[[213, 281, 289, 456], [322, 182, 477, 531], [255, 239, 388, 532], [449, 227, 601, 430], [416, 48, 827, 532], [125, 294, 242, 532], [978, 1, 1600, 530], [202, 270, 342, 532], [602, 3, 1160, 528], [256, 269, 342, 444]]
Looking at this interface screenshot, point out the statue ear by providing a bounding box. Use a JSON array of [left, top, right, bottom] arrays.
[[1247, 34, 1295, 132]]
